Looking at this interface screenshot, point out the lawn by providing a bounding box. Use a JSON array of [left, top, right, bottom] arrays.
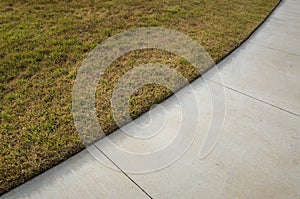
[[0, 0, 279, 194]]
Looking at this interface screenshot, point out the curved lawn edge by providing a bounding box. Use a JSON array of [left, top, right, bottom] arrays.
[[211, 0, 283, 67], [0, 0, 282, 195]]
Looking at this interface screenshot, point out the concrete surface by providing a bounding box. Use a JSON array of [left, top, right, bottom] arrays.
[[2, 146, 149, 199], [96, 79, 299, 198], [2, 0, 300, 198], [205, 0, 300, 115]]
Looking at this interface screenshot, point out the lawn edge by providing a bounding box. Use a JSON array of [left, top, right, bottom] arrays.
[[1, 0, 283, 195]]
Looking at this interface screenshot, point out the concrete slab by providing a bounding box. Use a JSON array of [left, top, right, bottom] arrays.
[[270, 0, 300, 19], [95, 79, 300, 199], [249, 0, 300, 55], [249, 31, 300, 56], [261, 15, 300, 37], [1, 146, 149, 199], [204, 42, 300, 115], [203, 0, 300, 116]]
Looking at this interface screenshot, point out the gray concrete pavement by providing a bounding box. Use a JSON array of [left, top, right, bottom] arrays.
[[2, 0, 300, 198], [96, 81, 299, 198], [205, 0, 300, 115], [2, 146, 149, 199]]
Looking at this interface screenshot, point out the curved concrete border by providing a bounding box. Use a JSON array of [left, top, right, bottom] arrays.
[[3, 0, 300, 198]]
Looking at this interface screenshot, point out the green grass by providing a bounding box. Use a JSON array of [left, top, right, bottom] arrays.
[[0, 0, 279, 194]]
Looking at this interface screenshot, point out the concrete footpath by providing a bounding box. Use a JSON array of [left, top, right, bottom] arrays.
[[2, 0, 299, 198]]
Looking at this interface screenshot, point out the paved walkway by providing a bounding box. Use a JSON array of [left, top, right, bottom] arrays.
[[2, 0, 300, 198]]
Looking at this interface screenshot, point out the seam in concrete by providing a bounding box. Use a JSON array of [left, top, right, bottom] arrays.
[[93, 144, 153, 199], [247, 41, 300, 57], [203, 78, 300, 118]]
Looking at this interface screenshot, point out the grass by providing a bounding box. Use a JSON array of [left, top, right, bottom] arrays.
[[0, 0, 279, 194]]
